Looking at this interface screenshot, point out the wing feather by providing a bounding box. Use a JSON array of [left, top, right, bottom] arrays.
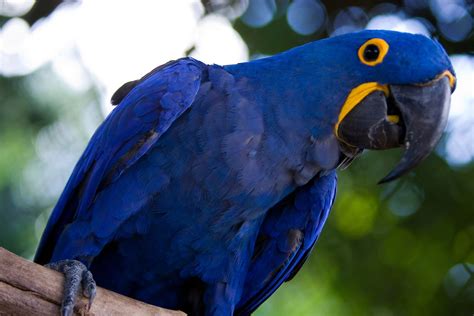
[[236, 171, 337, 315], [35, 58, 205, 264]]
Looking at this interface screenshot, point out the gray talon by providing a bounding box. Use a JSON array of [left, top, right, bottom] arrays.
[[82, 270, 96, 309], [46, 259, 97, 316]]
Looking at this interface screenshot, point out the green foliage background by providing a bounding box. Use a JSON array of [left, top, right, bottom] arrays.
[[1, 1, 473, 315]]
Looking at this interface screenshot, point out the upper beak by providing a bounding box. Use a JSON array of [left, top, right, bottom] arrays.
[[337, 74, 453, 183]]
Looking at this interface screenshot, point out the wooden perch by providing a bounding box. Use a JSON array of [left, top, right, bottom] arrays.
[[0, 247, 185, 316]]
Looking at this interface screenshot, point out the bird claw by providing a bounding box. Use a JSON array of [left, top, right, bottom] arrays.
[[81, 269, 96, 310], [46, 260, 97, 316]]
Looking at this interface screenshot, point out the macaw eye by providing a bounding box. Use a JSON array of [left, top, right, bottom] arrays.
[[358, 38, 389, 66], [363, 44, 379, 61]]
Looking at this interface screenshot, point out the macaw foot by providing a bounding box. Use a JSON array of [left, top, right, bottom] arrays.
[[46, 260, 96, 316]]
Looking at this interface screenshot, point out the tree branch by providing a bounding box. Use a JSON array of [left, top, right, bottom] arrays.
[[0, 247, 185, 316]]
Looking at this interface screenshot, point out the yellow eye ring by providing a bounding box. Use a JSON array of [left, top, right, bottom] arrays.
[[358, 38, 389, 66]]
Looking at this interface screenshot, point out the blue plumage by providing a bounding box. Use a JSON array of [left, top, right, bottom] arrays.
[[236, 172, 336, 315], [35, 30, 454, 315]]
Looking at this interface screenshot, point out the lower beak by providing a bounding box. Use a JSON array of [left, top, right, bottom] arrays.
[[337, 76, 452, 183]]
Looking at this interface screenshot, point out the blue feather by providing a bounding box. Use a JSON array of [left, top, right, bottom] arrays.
[[236, 171, 337, 315]]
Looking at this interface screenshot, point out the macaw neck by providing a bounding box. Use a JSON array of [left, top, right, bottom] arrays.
[[223, 46, 352, 183], [224, 44, 355, 142]]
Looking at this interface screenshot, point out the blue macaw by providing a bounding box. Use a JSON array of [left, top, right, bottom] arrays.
[[35, 30, 455, 316]]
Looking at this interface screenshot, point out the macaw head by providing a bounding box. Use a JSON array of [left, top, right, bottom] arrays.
[[323, 30, 455, 183]]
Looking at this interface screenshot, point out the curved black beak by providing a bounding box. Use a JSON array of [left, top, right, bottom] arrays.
[[338, 76, 452, 183]]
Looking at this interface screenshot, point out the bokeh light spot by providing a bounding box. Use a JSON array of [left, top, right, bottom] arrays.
[[444, 263, 474, 298], [366, 14, 430, 36], [332, 6, 368, 36], [287, 0, 326, 36], [388, 182, 424, 217], [0, 0, 35, 17], [191, 14, 249, 65], [334, 192, 378, 238], [438, 9, 473, 42], [444, 55, 474, 166], [241, 0, 276, 28], [430, 0, 473, 42]]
